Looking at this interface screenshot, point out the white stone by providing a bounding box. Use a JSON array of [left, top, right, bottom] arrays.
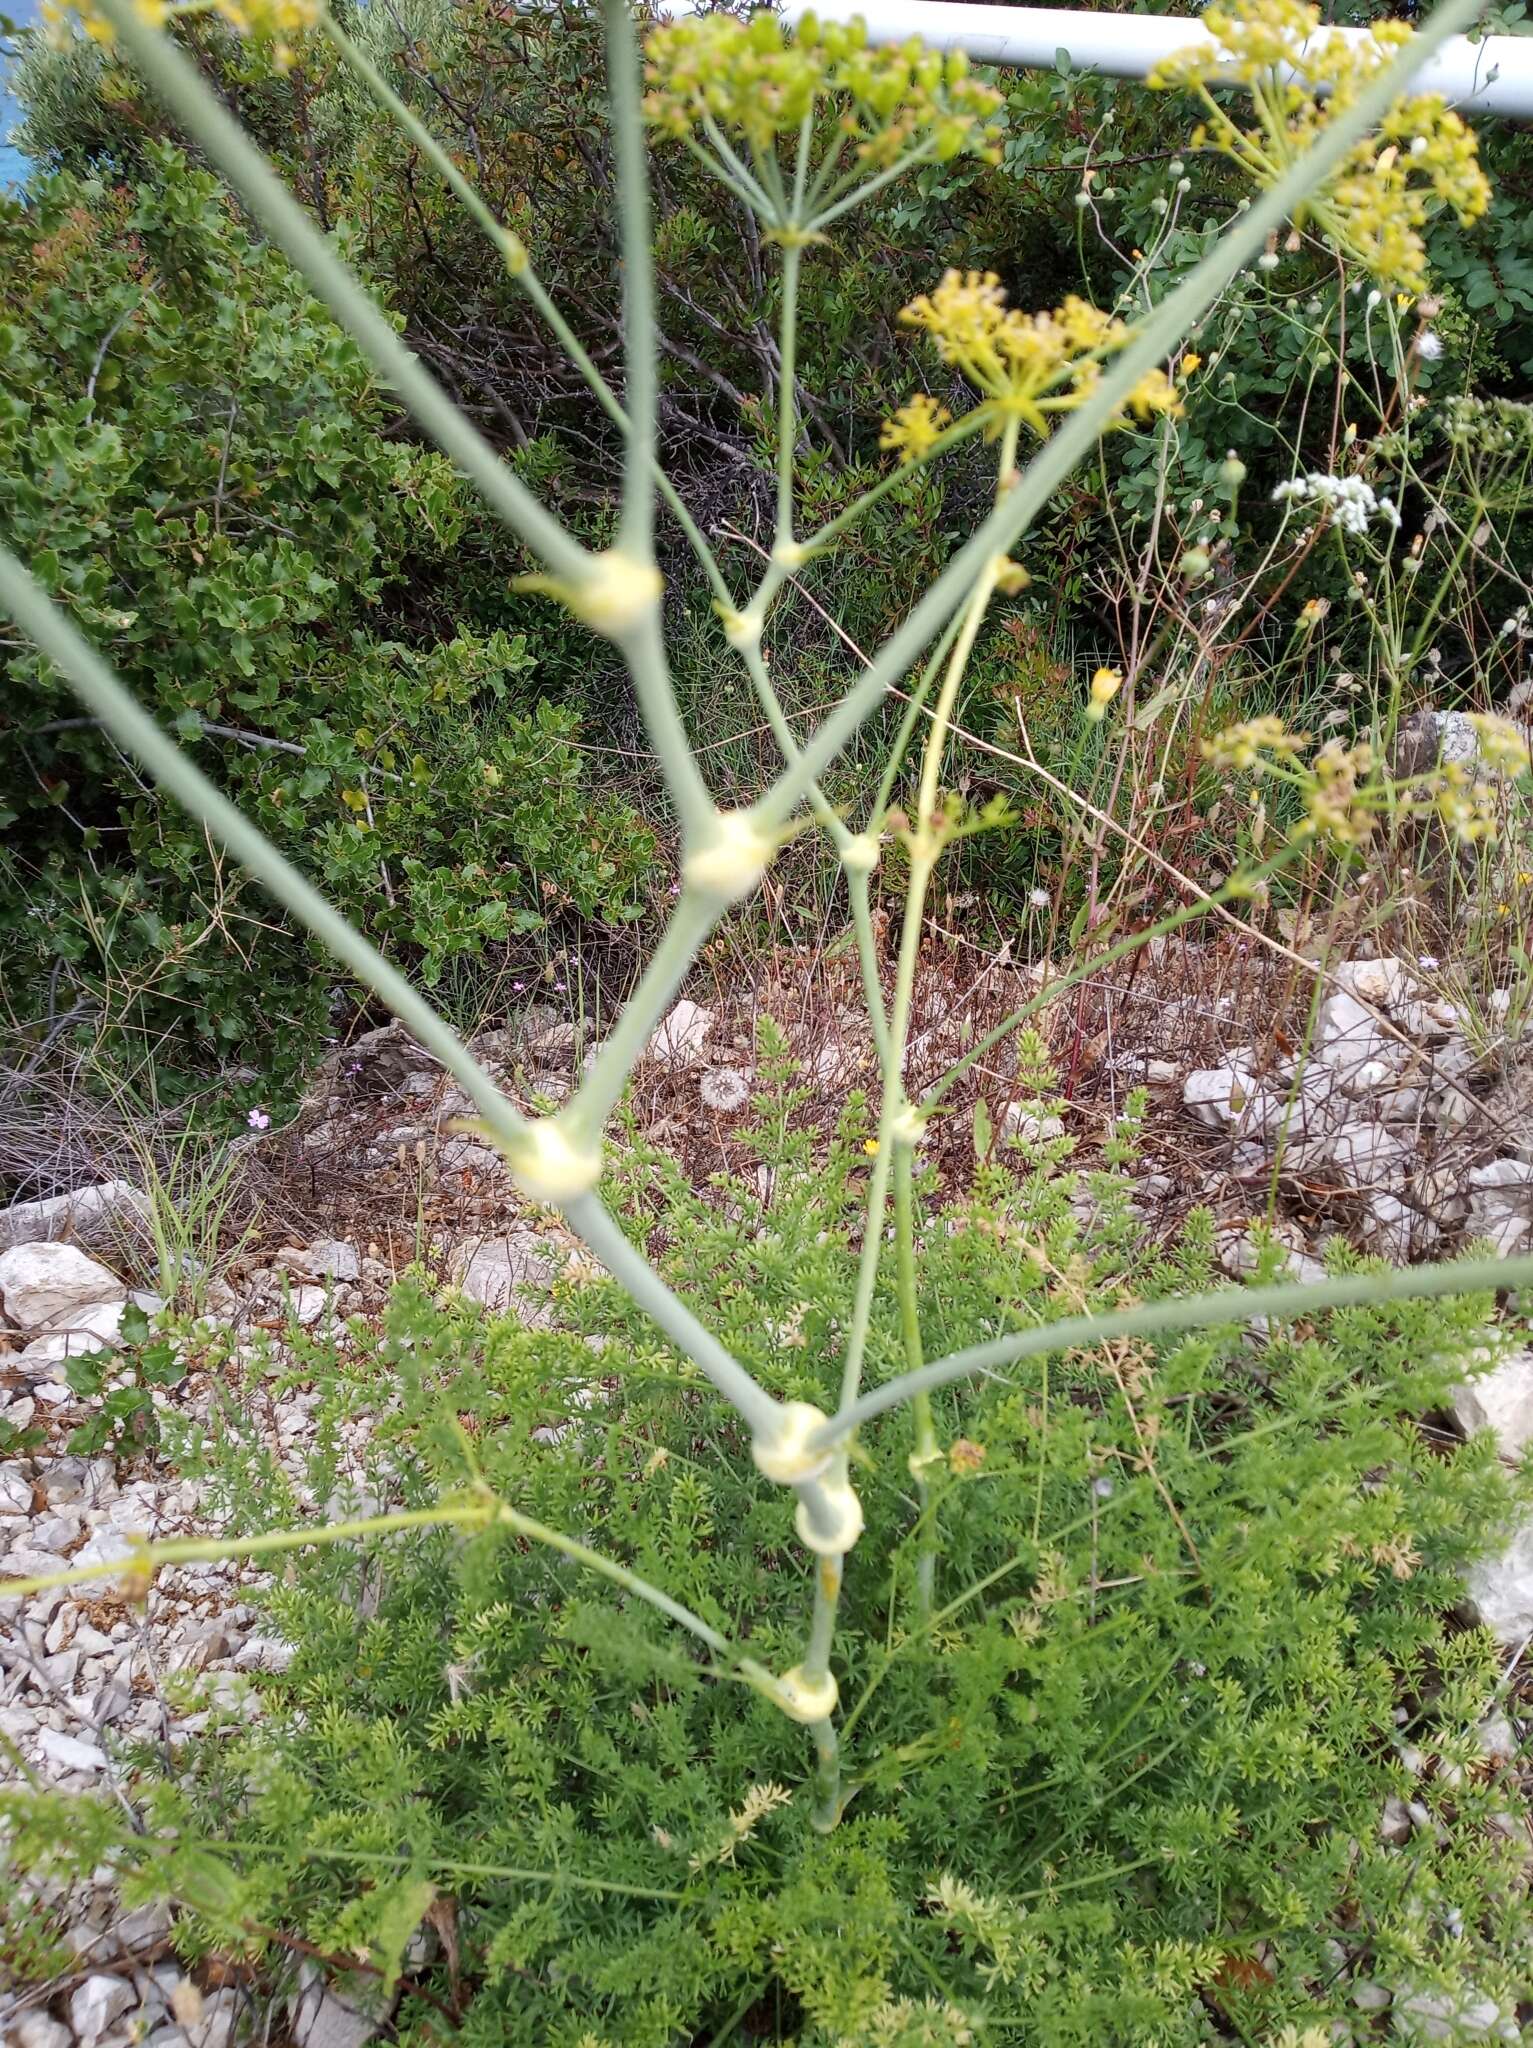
[[647, 999, 714, 1068], [1467, 1158, 1533, 1197], [287, 1286, 330, 1328], [0, 1180, 152, 1255], [69, 1975, 136, 2044], [1332, 957, 1416, 1009], [288, 1965, 387, 2048], [40, 1729, 109, 1774], [1001, 1104, 1065, 1145], [1462, 1521, 1533, 1639], [1451, 1349, 1533, 1461], [1392, 1986, 1519, 2043], [1380, 1795, 1414, 1845], [0, 1242, 125, 1330], [1314, 991, 1403, 1087], [11, 2016, 73, 2048], [1324, 1121, 1410, 1188], [1182, 1061, 1257, 1129], [293, 1238, 360, 1281], [450, 1234, 551, 1321], [15, 1298, 135, 1371]]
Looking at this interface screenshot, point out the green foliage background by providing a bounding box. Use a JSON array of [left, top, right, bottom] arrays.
[[3, 0, 1532, 1103]]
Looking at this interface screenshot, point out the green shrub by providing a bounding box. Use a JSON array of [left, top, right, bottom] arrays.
[[0, 146, 656, 1089], [9, 1035, 1526, 2043]]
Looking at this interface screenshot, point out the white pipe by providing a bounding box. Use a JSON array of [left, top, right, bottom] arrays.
[[666, 1, 1533, 121]]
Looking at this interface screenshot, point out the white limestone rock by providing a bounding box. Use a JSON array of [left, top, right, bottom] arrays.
[[1462, 1521, 1533, 1639], [1451, 1348, 1533, 1462], [0, 1243, 125, 1331], [1182, 1060, 1257, 1129], [450, 1234, 552, 1322], [0, 1180, 151, 1255], [647, 999, 714, 1068]]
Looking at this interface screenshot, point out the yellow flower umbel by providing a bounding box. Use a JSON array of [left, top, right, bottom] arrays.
[[643, 12, 1003, 174], [888, 270, 1180, 449], [880, 393, 952, 463], [45, 0, 320, 65], [1148, 0, 1490, 295]]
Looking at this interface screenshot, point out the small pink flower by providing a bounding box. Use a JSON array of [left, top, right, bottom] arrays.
[[247, 1108, 271, 1130], [512, 980, 526, 992]]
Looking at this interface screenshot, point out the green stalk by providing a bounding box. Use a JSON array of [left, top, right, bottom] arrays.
[[749, 0, 1480, 831], [564, 1193, 783, 1441], [96, 0, 587, 583], [893, 1139, 939, 1617], [568, 889, 719, 1136], [776, 243, 803, 543], [0, 542, 782, 1466], [0, 544, 530, 1151], [809, 1252, 1533, 1452], [316, 10, 732, 605], [604, 0, 658, 561]]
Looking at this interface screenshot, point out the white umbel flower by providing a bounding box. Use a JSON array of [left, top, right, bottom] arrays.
[[1272, 473, 1400, 535]]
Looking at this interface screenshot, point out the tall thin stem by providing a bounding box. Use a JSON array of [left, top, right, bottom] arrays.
[[604, 0, 658, 561], [96, 0, 587, 584]]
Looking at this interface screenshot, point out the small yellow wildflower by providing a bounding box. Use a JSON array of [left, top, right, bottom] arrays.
[[1298, 597, 1330, 627], [1301, 738, 1375, 846], [1086, 667, 1123, 721], [879, 393, 952, 463], [863, 1137, 880, 1155], [1202, 715, 1308, 773], [895, 270, 1179, 443], [1467, 713, 1531, 777], [1179, 351, 1202, 376]]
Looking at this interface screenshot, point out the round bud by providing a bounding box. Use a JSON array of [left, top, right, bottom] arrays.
[[752, 1400, 833, 1486], [506, 1118, 602, 1204], [684, 810, 773, 905], [773, 1664, 839, 1724]]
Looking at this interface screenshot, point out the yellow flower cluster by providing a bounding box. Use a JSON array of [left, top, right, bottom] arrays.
[[890, 270, 1180, 445], [1407, 760, 1501, 845], [1468, 712, 1532, 778], [1302, 738, 1375, 846], [1148, 0, 1491, 294], [1201, 714, 1309, 772], [643, 12, 1003, 169], [44, 0, 319, 64], [880, 392, 951, 462]]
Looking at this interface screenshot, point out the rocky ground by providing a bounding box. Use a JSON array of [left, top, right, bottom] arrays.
[[3, 943, 1533, 2045]]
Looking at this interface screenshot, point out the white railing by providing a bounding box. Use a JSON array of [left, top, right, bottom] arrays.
[[669, 1, 1533, 119]]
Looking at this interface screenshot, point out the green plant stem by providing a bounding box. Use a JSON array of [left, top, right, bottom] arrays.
[[0, 540, 786, 1488], [776, 244, 802, 542], [604, 0, 657, 561], [748, 0, 1479, 833], [563, 1194, 782, 1441], [809, 1251, 1533, 1453], [96, 0, 587, 584], [568, 889, 719, 1137], [616, 607, 717, 846], [0, 543, 531, 1153], [893, 1139, 938, 1618], [315, 11, 731, 605]]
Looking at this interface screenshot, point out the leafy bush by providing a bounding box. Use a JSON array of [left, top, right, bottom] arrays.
[[0, 145, 655, 1089], [11, 1037, 1531, 2042]]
